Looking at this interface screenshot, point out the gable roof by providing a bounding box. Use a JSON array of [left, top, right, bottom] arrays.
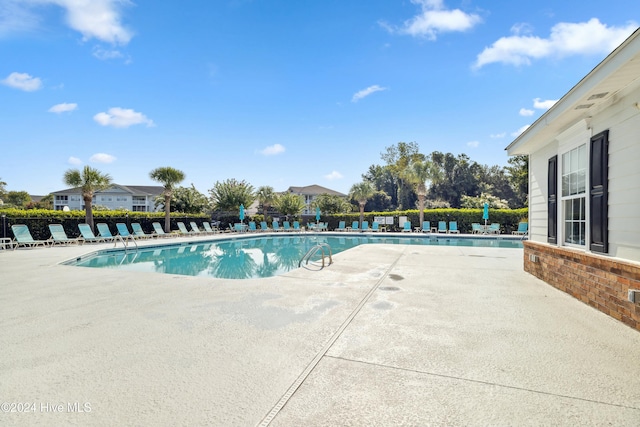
[[506, 28, 640, 155], [51, 184, 164, 196], [286, 184, 347, 197]]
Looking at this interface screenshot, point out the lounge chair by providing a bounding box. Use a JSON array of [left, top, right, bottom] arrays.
[[152, 222, 173, 238], [471, 223, 483, 234], [293, 221, 302, 232], [351, 221, 360, 232], [512, 222, 528, 235], [272, 221, 282, 232], [202, 222, 218, 234], [78, 223, 110, 243], [448, 221, 460, 234], [132, 222, 155, 239], [260, 221, 270, 232], [488, 223, 501, 234], [371, 221, 380, 232], [190, 221, 205, 235], [319, 222, 328, 231], [401, 221, 412, 232], [48, 224, 82, 245], [116, 223, 139, 240], [335, 220, 347, 232], [11, 224, 50, 249], [419, 221, 431, 233], [177, 221, 195, 236], [248, 221, 258, 232], [97, 223, 117, 241], [283, 221, 291, 231], [361, 221, 370, 232], [437, 221, 447, 233]]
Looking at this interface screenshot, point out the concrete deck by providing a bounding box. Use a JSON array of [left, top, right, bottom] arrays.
[[1, 234, 639, 426]]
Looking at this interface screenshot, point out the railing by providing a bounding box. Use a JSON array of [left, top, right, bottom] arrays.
[[114, 235, 138, 251], [299, 243, 333, 268]]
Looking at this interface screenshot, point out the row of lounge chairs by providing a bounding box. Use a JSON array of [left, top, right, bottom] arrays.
[[229, 220, 305, 233], [6, 221, 220, 249]]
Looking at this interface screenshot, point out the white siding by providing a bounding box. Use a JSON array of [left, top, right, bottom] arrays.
[[529, 142, 558, 243]]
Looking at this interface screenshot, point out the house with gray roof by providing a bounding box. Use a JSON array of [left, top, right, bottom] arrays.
[[51, 184, 164, 212], [286, 185, 347, 215]]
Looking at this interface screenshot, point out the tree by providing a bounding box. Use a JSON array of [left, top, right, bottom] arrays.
[[506, 155, 529, 207], [311, 193, 352, 214], [349, 181, 375, 226], [402, 160, 436, 229], [5, 191, 31, 207], [460, 192, 509, 209], [63, 166, 112, 229], [363, 164, 397, 209], [209, 179, 255, 212], [256, 186, 277, 216], [380, 142, 424, 210], [155, 184, 208, 214], [272, 193, 305, 220], [0, 177, 6, 203], [150, 166, 186, 232]]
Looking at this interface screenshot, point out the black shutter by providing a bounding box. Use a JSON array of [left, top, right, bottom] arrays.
[[590, 130, 609, 253], [548, 155, 558, 244]]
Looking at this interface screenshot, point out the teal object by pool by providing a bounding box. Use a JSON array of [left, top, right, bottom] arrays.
[[68, 235, 523, 280]]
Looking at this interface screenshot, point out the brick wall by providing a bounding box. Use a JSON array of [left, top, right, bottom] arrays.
[[523, 240, 640, 332]]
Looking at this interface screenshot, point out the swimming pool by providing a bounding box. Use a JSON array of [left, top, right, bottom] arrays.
[[67, 234, 523, 279]]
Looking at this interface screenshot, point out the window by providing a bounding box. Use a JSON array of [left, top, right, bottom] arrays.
[[561, 145, 586, 246]]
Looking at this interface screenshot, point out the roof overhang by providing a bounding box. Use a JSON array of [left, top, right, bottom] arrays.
[[506, 28, 640, 156]]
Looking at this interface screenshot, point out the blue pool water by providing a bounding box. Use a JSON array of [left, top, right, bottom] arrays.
[[68, 234, 523, 279]]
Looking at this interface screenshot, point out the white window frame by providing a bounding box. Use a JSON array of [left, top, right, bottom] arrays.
[[560, 144, 587, 248]]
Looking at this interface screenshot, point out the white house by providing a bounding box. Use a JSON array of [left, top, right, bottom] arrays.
[[51, 184, 164, 212], [506, 28, 640, 331], [286, 185, 347, 215]]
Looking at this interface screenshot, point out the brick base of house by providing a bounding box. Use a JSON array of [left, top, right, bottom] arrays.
[[523, 241, 640, 332]]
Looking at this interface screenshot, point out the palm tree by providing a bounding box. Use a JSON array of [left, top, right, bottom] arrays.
[[256, 185, 276, 216], [63, 166, 113, 229], [403, 160, 436, 229], [150, 167, 186, 232], [349, 181, 375, 226]]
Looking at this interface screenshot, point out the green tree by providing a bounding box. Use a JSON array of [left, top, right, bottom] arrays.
[[273, 193, 305, 220], [311, 193, 352, 214], [402, 160, 436, 229], [150, 166, 186, 232], [256, 185, 277, 216], [363, 164, 397, 209], [506, 155, 529, 207], [209, 179, 255, 212], [349, 181, 375, 226], [460, 192, 509, 209], [157, 184, 209, 214], [63, 166, 113, 229], [380, 142, 423, 209], [5, 191, 31, 207]]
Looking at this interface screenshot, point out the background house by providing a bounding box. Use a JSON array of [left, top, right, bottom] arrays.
[[506, 29, 640, 331], [286, 185, 347, 215], [51, 185, 164, 212]]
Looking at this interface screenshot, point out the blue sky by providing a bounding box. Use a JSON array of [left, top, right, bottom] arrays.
[[1, 0, 638, 196]]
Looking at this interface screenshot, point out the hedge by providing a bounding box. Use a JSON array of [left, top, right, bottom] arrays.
[[0, 209, 209, 240]]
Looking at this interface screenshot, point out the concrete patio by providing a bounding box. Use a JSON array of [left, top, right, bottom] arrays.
[[1, 234, 639, 426]]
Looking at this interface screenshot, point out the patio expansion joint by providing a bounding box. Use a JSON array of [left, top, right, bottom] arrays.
[[323, 355, 640, 412], [257, 246, 408, 427]]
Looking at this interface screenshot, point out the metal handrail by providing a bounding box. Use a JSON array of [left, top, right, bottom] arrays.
[[299, 243, 333, 268], [114, 235, 138, 251]]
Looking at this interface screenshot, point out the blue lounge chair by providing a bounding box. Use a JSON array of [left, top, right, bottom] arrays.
[[488, 223, 501, 234], [449, 221, 460, 234], [78, 223, 109, 243], [97, 223, 117, 241], [319, 222, 328, 231], [283, 221, 291, 231], [202, 222, 218, 234], [189, 221, 205, 235], [177, 221, 195, 236], [419, 221, 431, 233], [260, 221, 270, 232], [48, 224, 82, 245], [471, 223, 483, 234], [361, 221, 370, 232], [293, 221, 302, 232], [272, 221, 282, 232], [512, 222, 528, 235], [132, 222, 154, 239], [371, 221, 380, 232], [437, 221, 447, 233], [248, 221, 258, 232], [11, 224, 50, 249], [335, 221, 347, 232], [116, 223, 138, 240], [152, 222, 173, 238], [401, 221, 411, 232], [351, 221, 360, 232]]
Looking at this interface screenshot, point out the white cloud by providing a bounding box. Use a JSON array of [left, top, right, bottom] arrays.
[[89, 153, 116, 164], [324, 171, 343, 180], [92, 46, 123, 60], [490, 132, 506, 139], [474, 18, 637, 69], [50, 0, 133, 44], [93, 107, 154, 128], [512, 125, 530, 137], [49, 102, 78, 113], [259, 144, 285, 156], [68, 156, 82, 165], [533, 98, 558, 110], [352, 85, 387, 102], [0, 1, 42, 37], [382, 0, 481, 40], [466, 141, 480, 148], [1, 72, 42, 91], [519, 108, 534, 116]]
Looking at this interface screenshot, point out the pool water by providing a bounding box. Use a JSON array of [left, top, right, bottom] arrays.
[[68, 235, 523, 280]]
